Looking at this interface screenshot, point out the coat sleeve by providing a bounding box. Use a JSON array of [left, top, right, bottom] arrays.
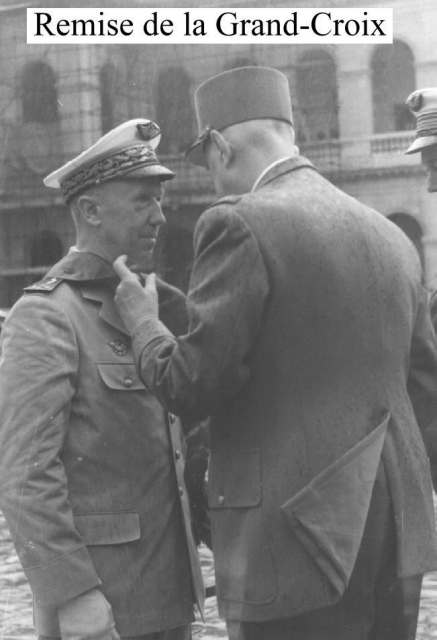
[[0, 293, 101, 606], [132, 203, 270, 420], [156, 278, 188, 336], [407, 284, 437, 489]]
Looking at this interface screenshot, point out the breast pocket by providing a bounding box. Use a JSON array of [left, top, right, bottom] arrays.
[[97, 362, 145, 391]]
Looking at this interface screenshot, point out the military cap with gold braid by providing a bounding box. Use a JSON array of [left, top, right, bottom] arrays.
[[44, 118, 174, 202], [406, 88, 437, 154], [186, 66, 293, 167]]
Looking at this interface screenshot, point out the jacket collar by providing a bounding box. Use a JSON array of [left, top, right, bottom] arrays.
[[253, 155, 317, 192], [80, 274, 171, 337], [48, 250, 127, 335], [47, 249, 117, 283]]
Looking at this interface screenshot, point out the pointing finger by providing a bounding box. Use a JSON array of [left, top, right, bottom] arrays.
[[113, 255, 135, 281], [144, 273, 157, 293]]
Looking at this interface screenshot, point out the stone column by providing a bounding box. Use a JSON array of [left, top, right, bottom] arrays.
[[336, 46, 373, 168], [54, 44, 101, 160]]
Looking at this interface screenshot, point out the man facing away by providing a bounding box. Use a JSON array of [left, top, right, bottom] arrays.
[[0, 119, 204, 640], [113, 67, 437, 640]]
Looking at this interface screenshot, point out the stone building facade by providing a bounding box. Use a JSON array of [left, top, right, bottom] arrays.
[[0, 0, 436, 306]]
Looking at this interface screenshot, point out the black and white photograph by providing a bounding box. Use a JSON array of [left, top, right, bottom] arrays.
[[0, 1, 437, 639]]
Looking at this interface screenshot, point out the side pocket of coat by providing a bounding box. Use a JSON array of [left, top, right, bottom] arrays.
[[280, 412, 390, 598], [74, 512, 141, 545]]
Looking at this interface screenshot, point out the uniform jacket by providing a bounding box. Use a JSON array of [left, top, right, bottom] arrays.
[[0, 251, 203, 637], [130, 156, 437, 622]]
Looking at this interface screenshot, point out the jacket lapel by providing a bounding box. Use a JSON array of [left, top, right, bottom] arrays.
[[47, 251, 128, 336], [80, 285, 129, 336]]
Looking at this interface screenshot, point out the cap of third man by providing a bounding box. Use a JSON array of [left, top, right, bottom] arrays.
[[186, 66, 293, 167], [406, 88, 437, 154], [44, 118, 174, 202]]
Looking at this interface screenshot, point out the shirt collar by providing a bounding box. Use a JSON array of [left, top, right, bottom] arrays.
[[251, 155, 296, 192]]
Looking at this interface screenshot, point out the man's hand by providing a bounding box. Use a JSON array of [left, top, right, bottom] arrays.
[[58, 587, 120, 640], [113, 255, 159, 334]]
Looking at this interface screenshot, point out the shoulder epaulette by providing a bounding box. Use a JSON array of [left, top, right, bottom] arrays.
[[23, 277, 64, 294]]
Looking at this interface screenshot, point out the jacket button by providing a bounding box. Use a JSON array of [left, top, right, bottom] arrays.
[[168, 413, 176, 425], [217, 495, 225, 505], [175, 449, 182, 460], [123, 376, 133, 388]]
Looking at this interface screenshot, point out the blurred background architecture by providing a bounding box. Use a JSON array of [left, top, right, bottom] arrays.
[[0, 0, 436, 305]]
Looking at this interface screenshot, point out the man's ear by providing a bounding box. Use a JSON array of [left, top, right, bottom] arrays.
[[76, 194, 102, 228], [210, 129, 233, 166]]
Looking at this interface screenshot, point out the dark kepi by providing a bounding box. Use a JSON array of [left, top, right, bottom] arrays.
[[186, 66, 293, 167]]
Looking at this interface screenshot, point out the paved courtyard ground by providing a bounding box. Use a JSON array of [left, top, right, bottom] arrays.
[[0, 514, 436, 639]]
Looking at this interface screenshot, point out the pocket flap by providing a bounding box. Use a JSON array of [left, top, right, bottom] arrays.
[[97, 363, 145, 391], [74, 512, 141, 545], [280, 413, 390, 596], [209, 449, 261, 509]]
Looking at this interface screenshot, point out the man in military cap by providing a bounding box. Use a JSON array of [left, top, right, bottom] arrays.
[[0, 119, 204, 640], [406, 87, 437, 192], [406, 87, 437, 462], [113, 67, 437, 640]]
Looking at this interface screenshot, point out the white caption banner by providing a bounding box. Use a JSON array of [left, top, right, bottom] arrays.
[[27, 7, 394, 45]]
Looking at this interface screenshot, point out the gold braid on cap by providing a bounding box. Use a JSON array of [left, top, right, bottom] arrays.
[[61, 144, 158, 202], [414, 111, 437, 139]]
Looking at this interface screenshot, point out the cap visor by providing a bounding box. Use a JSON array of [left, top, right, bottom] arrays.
[[44, 170, 61, 188], [123, 164, 174, 181], [406, 135, 437, 154]]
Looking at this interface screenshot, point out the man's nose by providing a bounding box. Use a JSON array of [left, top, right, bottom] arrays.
[[150, 201, 166, 226]]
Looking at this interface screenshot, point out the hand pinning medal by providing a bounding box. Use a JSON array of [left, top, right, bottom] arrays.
[[113, 255, 159, 334]]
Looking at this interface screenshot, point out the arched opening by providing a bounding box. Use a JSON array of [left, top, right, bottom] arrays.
[[100, 62, 118, 134], [372, 40, 416, 133], [295, 50, 339, 144], [387, 213, 424, 269], [155, 67, 194, 154], [30, 230, 63, 267], [21, 61, 58, 123]]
